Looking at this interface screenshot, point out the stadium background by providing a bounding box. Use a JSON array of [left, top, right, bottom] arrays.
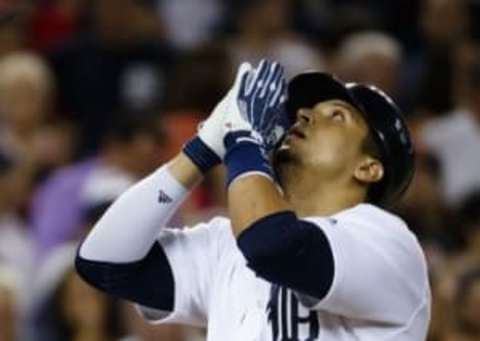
[[0, 0, 479, 340]]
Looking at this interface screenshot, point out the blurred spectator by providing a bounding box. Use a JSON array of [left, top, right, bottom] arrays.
[[0, 153, 33, 315], [334, 31, 402, 97], [447, 192, 480, 275], [159, 0, 221, 50], [29, 0, 85, 51], [31, 116, 163, 260], [223, 0, 325, 78], [428, 274, 451, 341], [421, 59, 480, 206], [415, 47, 456, 117], [445, 268, 480, 341], [49, 0, 175, 156], [396, 152, 458, 254], [31, 243, 125, 341], [414, 0, 471, 115], [0, 51, 75, 183], [0, 0, 31, 57], [421, 0, 468, 47], [0, 266, 17, 341]]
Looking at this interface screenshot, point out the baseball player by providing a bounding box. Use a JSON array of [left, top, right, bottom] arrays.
[[76, 60, 431, 340]]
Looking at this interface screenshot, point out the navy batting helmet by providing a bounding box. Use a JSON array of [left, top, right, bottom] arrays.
[[286, 72, 415, 206]]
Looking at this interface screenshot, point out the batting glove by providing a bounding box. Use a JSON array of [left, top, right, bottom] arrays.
[[223, 60, 289, 185], [224, 60, 289, 151], [183, 63, 253, 173]]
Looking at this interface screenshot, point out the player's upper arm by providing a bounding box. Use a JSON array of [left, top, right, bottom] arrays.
[[303, 207, 429, 325], [137, 217, 231, 327]]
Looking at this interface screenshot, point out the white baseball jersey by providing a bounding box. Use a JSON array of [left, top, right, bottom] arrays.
[[138, 203, 431, 341]]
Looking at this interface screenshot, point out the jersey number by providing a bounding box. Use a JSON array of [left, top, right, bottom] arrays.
[[267, 285, 320, 340]]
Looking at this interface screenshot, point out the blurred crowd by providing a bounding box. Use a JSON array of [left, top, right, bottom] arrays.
[[0, 0, 479, 340]]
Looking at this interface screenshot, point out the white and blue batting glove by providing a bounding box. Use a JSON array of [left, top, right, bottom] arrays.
[[183, 63, 253, 173], [223, 60, 289, 185], [224, 60, 289, 151]]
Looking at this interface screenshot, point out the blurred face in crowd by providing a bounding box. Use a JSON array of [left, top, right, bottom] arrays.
[[275, 100, 384, 196], [0, 75, 51, 134]]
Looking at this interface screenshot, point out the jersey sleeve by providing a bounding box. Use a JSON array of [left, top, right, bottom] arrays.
[[136, 217, 230, 327], [300, 206, 429, 325]]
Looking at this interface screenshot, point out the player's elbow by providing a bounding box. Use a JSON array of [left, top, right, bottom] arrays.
[[74, 252, 110, 293], [75, 243, 175, 311], [237, 211, 334, 299]]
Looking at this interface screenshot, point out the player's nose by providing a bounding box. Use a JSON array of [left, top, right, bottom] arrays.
[[296, 108, 313, 124]]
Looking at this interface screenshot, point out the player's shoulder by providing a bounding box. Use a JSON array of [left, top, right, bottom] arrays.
[[306, 203, 407, 229], [306, 203, 418, 249], [341, 204, 418, 242], [340, 204, 427, 270], [338, 203, 408, 229]]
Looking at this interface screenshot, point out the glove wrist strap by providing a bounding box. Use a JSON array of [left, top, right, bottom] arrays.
[[224, 131, 273, 186], [183, 136, 222, 173]]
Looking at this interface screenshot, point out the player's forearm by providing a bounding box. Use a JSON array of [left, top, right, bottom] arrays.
[[168, 152, 204, 188], [79, 152, 200, 263], [228, 175, 290, 236]]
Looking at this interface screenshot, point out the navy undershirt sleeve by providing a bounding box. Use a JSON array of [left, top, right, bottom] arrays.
[[237, 211, 334, 300], [75, 242, 174, 312]]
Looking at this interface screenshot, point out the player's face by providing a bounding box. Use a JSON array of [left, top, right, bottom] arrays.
[[275, 99, 375, 182]]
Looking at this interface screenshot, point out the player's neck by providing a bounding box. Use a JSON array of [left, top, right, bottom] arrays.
[[281, 173, 365, 217]]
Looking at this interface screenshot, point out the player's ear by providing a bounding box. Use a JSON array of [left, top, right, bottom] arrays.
[[354, 156, 384, 184]]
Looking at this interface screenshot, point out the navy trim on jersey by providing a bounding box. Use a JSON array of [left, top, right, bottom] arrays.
[[237, 211, 334, 300], [75, 242, 174, 311]]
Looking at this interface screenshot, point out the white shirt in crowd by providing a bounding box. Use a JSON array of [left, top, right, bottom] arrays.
[[421, 109, 480, 206]]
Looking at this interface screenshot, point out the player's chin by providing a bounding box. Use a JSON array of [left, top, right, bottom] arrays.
[[273, 142, 297, 167]]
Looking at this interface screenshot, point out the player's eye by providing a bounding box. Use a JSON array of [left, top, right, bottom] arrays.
[[331, 109, 346, 123]]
